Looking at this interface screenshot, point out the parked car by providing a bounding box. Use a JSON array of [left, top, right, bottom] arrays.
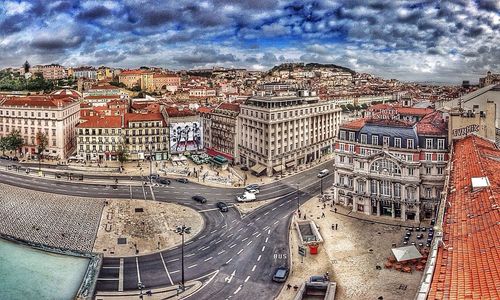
[[11, 156, 19, 161], [272, 266, 290, 283], [176, 178, 189, 184], [158, 178, 171, 185], [236, 192, 256, 202], [148, 174, 160, 180], [240, 165, 249, 171], [216, 202, 229, 212], [192, 195, 207, 204], [0, 155, 9, 160], [307, 275, 329, 288], [317, 169, 330, 178]]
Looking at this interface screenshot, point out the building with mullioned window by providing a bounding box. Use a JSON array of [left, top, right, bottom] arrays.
[[333, 108, 448, 222]]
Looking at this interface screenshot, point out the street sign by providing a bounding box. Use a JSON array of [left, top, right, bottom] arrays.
[[298, 246, 306, 257]]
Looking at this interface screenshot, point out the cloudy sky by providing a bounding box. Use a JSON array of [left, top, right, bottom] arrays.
[[0, 0, 498, 82]]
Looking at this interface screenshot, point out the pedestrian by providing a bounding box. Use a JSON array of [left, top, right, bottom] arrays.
[[335, 224, 338, 230], [332, 224, 334, 230], [321, 212, 325, 218], [334, 207, 337, 213], [303, 214, 306, 220], [286, 283, 291, 290], [298, 211, 301, 218], [323, 203, 326, 209]]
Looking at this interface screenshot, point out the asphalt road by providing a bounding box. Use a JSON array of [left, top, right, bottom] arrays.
[[0, 158, 334, 300]]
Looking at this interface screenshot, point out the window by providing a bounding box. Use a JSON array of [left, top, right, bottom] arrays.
[[426, 167, 432, 174], [437, 167, 444, 175], [437, 153, 444, 161], [394, 138, 401, 148], [383, 136, 389, 146], [425, 188, 432, 198], [437, 139, 445, 150], [360, 134, 367, 144], [371, 180, 378, 194], [339, 130, 346, 140], [425, 153, 432, 161], [372, 135, 378, 145], [394, 183, 401, 198], [426, 139, 433, 149], [381, 181, 391, 196], [408, 167, 414, 176], [348, 132, 355, 141], [359, 162, 365, 169], [348, 144, 355, 153], [370, 159, 401, 176], [407, 139, 414, 149], [357, 180, 365, 193]]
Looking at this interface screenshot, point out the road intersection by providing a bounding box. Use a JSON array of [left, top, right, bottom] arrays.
[[0, 159, 334, 299]]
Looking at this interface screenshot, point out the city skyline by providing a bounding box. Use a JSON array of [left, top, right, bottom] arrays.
[[0, 0, 499, 83]]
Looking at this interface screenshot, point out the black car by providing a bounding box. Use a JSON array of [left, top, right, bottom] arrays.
[[192, 195, 207, 203], [216, 202, 229, 212], [11, 157, 19, 161], [0, 155, 9, 160], [158, 178, 171, 185], [176, 178, 189, 184], [245, 184, 259, 191], [240, 165, 249, 171], [272, 267, 289, 283]]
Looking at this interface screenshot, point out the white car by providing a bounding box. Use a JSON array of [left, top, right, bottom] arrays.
[[236, 192, 256, 202], [245, 188, 260, 194]]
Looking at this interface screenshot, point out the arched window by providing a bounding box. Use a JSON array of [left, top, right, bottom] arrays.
[[370, 159, 401, 176]]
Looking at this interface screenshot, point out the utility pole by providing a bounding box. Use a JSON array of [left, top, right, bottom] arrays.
[[149, 140, 153, 185], [175, 225, 191, 291]]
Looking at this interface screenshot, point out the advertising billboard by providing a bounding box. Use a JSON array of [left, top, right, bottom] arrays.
[[170, 122, 203, 153]]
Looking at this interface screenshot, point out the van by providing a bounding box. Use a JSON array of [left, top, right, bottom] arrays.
[[236, 192, 256, 202], [317, 169, 329, 178]]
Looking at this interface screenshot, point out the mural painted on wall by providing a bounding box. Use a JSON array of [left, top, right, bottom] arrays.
[[170, 122, 203, 153]]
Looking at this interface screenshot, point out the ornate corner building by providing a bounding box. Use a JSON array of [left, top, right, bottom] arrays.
[[333, 106, 449, 222]]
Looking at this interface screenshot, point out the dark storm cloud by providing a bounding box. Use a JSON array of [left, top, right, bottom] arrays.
[[77, 6, 112, 20], [0, 0, 498, 82]]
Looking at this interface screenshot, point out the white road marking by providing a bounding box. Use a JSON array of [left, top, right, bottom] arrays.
[[185, 253, 195, 257], [257, 255, 261, 261], [241, 237, 248, 242], [170, 270, 180, 274], [271, 207, 276, 211], [265, 237, 269, 243], [234, 285, 242, 294], [159, 253, 174, 286], [237, 249, 244, 255], [247, 222, 254, 226], [273, 221, 279, 225], [135, 256, 141, 283], [255, 217, 261, 220], [262, 246, 266, 252], [278, 203, 284, 207], [215, 239, 223, 244], [187, 264, 198, 269], [232, 220, 237, 223], [255, 233, 261, 238], [225, 270, 236, 283], [268, 230, 271, 234], [167, 258, 179, 263], [252, 232, 258, 236], [118, 258, 124, 292], [264, 212, 269, 215], [229, 243, 237, 249], [218, 250, 226, 255], [226, 258, 233, 264], [204, 257, 213, 262], [199, 246, 210, 251], [237, 228, 243, 232], [252, 265, 256, 272], [246, 240, 252, 246], [227, 233, 234, 238], [211, 229, 217, 234]]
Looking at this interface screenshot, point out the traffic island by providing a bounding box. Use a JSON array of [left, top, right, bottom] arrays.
[[93, 199, 204, 257]]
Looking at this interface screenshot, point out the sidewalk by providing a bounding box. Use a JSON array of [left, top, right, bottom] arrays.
[[277, 194, 426, 300], [95, 280, 203, 300]]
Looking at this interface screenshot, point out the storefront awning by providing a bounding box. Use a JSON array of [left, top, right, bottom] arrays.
[[285, 161, 296, 168], [250, 164, 266, 174], [273, 165, 284, 173]]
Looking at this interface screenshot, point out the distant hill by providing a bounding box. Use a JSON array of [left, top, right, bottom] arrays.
[[268, 63, 356, 75]]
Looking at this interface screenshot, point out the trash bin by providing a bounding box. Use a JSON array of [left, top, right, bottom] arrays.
[[309, 244, 319, 255]]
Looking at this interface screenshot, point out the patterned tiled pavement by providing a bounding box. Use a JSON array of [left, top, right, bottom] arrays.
[[0, 183, 104, 252]]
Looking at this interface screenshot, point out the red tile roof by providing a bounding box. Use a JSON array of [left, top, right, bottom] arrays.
[[428, 135, 500, 300], [217, 102, 240, 112], [77, 116, 122, 128], [84, 95, 121, 100], [125, 112, 165, 124], [197, 107, 213, 114], [120, 70, 150, 75], [340, 118, 367, 130], [89, 84, 120, 90], [0, 95, 76, 108], [165, 107, 196, 117], [416, 111, 447, 136]]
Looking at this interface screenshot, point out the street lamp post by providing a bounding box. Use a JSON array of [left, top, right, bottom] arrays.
[[175, 225, 191, 291], [149, 141, 153, 185]]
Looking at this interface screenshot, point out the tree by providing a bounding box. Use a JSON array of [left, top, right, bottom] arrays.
[[117, 144, 128, 166], [346, 103, 355, 111], [361, 103, 368, 109], [0, 136, 8, 155], [36, 131, 49, 158], [6, 130, 24, 153]]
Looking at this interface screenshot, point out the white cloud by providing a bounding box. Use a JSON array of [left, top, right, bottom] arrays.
[[4, 1, 31, 16]]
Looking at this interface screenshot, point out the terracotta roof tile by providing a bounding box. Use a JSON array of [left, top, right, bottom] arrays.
[[77, 116, 122, 128], [0, 95, 76, 108], [217, 102, 240, 112], [428, 135, 500, 300]]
